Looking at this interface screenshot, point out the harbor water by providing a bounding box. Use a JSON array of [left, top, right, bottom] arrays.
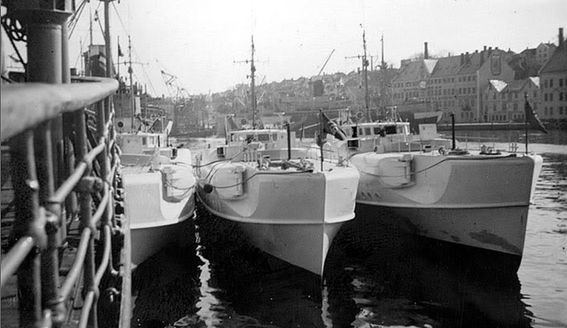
[[132, 131, 567, 328]]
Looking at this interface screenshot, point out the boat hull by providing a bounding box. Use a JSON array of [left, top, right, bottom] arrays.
[[352, 152, 542, 259], [130, 215, 194, 267], [122, 148, 196, 267], [197, 163, 359, 275]]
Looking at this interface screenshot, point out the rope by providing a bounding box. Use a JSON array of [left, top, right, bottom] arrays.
[[358, 153, 518, 178], [191, 148, 246, 169], [206, 169, 310, 189]]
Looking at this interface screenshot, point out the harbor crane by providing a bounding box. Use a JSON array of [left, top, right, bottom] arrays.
[[316, 49, 335, 77], [160, 69, 188, 99]]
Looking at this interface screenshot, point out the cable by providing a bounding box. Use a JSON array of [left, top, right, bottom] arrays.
[[68, 0, 88, 39], [111, 2, 158, 96], [191, 149, 246, 168], [206, 168, 311, 189], [357, 153, 518, 178]]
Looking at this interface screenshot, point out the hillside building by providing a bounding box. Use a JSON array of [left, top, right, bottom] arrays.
[[539, 28, 567, 122]]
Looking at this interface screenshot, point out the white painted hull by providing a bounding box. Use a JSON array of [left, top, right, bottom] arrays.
[[197, 161, 359, 275], [130, 215, 193, 267], [122, 148, 196, 267], [352, 152, 543, 257]]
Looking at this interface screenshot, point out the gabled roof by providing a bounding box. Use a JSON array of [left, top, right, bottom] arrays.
[[393, 60, 434, 82], [489, 80, 507, 92], [539, 46, 567, 74], [537, 42, 557, 50], [457, 52, 485, 75], [430, 56, 461, 77], [423, 59, 438, 74], [528, 76, 540, 87], [521, 48, 536, 56]]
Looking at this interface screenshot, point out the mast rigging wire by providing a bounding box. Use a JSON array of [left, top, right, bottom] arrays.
[[111, 2, 158, 96]]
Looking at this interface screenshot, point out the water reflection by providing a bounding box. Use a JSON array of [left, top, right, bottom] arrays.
[[326, 213, 533, 328], [132, 202, 535, 328]]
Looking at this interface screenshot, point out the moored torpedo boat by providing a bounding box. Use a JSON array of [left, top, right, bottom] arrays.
[[118, 119, 196, 268], [351, 148, 542, 266], [195, 127, 359, 275], [327, 107, 543, 269]]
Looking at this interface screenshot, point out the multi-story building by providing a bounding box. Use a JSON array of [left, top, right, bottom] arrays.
[[536, 42, 557, 66], [427, 48, 515, 122], [539, 28, 567, 123], [484, 77, 540, 122], [392, 43, 437, 112], [508, 48, 541, 80]]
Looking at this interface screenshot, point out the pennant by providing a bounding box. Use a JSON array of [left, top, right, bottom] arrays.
[[524, 99, 548, 134]]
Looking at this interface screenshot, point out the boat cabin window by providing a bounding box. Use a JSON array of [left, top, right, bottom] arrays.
[[352, 126, 358, 137], [142, 137, 147, 146], [258, 134, 270, 142], [384, 125, 397, 135], [373, 126, 386, 137], [272, 133, 278, 140]]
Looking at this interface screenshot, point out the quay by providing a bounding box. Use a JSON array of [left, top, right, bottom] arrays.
[[1, 1, 132, 327]]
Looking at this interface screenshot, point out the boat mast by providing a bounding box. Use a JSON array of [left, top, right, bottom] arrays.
[[380, 33, 386, 70], [128, 35, 135, 130], [250, 36, 257, 129], [104, 0, 113, 78], [362, 30, 370, 122]]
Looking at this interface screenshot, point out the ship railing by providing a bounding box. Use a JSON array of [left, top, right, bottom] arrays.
[[302, 144, 341, 163], [454, 134, 521, 154], [1, 76, 130, 328]]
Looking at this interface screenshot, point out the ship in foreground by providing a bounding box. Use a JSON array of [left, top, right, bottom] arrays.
[[195, 124, 359, 275], [118, 118, 196, 267], [325, 106, 543, 270]]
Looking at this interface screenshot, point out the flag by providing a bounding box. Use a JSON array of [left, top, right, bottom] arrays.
[[118, 43, 124, 57], [321, 111, 347, 140], [524, 99, 548, 134]]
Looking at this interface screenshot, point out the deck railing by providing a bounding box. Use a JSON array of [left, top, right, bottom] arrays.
[[1, 76, 130, 328]]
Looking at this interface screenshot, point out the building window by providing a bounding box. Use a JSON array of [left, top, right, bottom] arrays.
[[550, 79, 554, 88], [560, 92, 564, 101], [560, 79, 564, 87], [544, 93, 548, 101]]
